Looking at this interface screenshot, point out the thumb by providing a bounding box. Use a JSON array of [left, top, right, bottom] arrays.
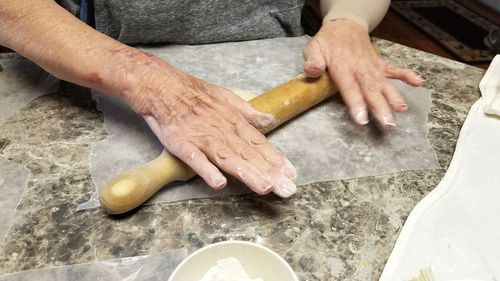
[[303, 40, 327, 78]]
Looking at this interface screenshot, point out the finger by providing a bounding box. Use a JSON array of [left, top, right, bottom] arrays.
[[303, 40, 327, 78], [219, 88, 276, 129], [356, 69, 395, 128], [144, 115, 228, 190], [382, 82, 408, 112], [234, 120, 297, 180], [200, 142, 273, 195], [144, 115, 163, 138], [328, 66, 369, 125], [271, 176, 297, 198], [225, 123, 298, 197], [384, 64, 425, 87], [166, 138, 228, 190]]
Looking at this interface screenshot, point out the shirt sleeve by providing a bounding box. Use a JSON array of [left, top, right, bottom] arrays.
[[319, 0, 390, 32]]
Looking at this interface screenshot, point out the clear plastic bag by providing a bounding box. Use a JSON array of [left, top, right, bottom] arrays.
[[0, 249, 187, 281]]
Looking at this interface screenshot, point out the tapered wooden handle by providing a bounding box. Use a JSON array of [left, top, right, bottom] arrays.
[[99, 151, 196, 213], [100, 73, 337, 214]]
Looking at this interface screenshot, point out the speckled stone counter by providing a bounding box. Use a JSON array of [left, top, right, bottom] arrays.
[[0, 40, 483, 280]]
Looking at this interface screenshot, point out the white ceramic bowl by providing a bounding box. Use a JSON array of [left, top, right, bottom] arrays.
[[168, 241, 299, 281]]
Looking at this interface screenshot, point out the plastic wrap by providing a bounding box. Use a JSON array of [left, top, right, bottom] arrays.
[[0, 249, 187, 281]]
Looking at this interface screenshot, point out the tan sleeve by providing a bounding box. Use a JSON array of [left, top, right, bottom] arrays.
[[320, 0, 390, 32]]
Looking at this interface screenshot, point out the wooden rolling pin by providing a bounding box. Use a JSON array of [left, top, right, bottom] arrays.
[[100, 73, 337, 214]]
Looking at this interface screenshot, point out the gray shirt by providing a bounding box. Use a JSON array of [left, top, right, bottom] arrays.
[[58, 0, 306, 45]]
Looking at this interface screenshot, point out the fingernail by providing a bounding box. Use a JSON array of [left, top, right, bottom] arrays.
[[212, 175, 227, 189], [382, 115, 396, 127], [258, 114, 275, 128], [258, 175, 274, 194], [398, 104, 408, 111], [275, 179, 297, 198], [353, 109, 369, 125], [281, 158, 297, 180], [305, 60, 325, 71], [416, 76, 426, 84]]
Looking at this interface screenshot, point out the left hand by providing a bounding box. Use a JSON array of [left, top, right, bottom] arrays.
[[303, 19, 425, 128]]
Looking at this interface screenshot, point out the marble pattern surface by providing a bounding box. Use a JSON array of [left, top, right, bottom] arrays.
[[0, 39, 483, 280]]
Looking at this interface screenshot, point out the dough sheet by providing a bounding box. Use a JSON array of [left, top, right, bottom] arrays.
[[0, 248, 187, 280], [78, 36, 439, 210], [380, 98, 500, 280]]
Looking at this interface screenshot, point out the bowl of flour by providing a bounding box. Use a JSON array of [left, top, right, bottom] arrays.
[[168, 241, 298, 281]]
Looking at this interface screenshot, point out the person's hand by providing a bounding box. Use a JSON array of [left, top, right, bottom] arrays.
[[303, 19, 425, 128], [124, 53, 298, 198]]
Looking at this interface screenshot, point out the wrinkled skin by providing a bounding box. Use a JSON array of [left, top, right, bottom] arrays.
[[303, 20, 425, 127], [124, 54, 298, 197]]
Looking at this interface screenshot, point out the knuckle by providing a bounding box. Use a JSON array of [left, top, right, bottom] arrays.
[[195, 135, 216, 148], [224, 109, 242, 125], [165, 138, 186, 153], [239, 146, 259, 160], [234, 119, 250, 135], [385, 64, 399, 73], [185, 149, 202, 163], [214, 148, 234, 164], [340, 90, 364, 105], [363, 85, 381, 96], [249, 133, 267, 146], [389, 93, 403, 102], [266, 151, 284, 165]]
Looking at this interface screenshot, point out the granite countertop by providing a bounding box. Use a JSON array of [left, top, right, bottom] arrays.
[[0, 39, 484, 280]]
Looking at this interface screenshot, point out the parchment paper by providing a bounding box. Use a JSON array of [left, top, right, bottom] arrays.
[[380, 98, 500, 281], [0, 56, 57, 244], [0, 156, 29, 244], [0, 56, 59, 124], [78, 36, 439, 210], [0, 248, 187, 281]]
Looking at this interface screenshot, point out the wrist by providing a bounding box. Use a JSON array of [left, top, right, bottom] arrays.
[[322, 18, 369, 35], [92, 46, 174, 110], [322, 12, 369, 32]]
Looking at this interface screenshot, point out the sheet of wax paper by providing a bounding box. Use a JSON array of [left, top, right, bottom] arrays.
[[78, 36, 439, 210], [0, 56, 59, 124], [0, 56, 58, 243], [0, 157, 30, 244], [0, 248, 187, 280], [380, 99, 500, 281]]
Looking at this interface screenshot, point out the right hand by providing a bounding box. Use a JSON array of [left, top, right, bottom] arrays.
[[123, 51, 298, 198], [0, 0, 296, 198]]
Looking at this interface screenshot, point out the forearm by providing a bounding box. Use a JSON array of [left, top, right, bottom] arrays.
[[0, 1, 300, 198], [319, 0, 390, 31], [0, 0, 155, 103]]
